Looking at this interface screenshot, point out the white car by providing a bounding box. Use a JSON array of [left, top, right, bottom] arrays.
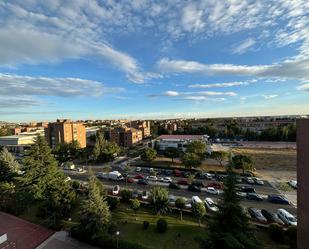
[[236, 192, 246, 198], [146, 175, 158, 181], [288, 180, 297, 189], [246, 177, 255, 184], [253, 177, 264, 185], [191, 196, 203, 204], [65, 176, 71, 182], [162, 177, 172, 183], [112, 185, 120, 195], [204, 198, 219, 212], [182, 198, 192, 209], [141, 190, 148, 200], [206, 187, 219, 195], [136, 167, 142, 172], [168, 195, 176, 206], [277, 209, 297, 226]]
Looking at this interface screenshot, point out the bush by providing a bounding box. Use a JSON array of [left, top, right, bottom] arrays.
[[156, 218, 167, 233], [107, 196, 119, 210], [108, 222, 118, 235], [268, 223, 285, 243], [285, 226, 297, 249], [143, 221, 150, 230], [121, 189, 132, 203], [71, 180, 80, 190]]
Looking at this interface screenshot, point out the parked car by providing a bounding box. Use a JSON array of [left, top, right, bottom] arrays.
[[162, 177, 172, 183], [177, 179, 189, 185], [163, 169, 172, 176], [288, 180, 297, 189], [182, 171, 190, 178], [132, 190, 139, 198], [277, 209, 297, 226], [204, 197, 218, 212], [203, 173, 213, 180], [206, 182, 222, 189], [134, 174, 144, 179], [112, 185, 120, 195], [146, 175, 157, 181], [126, 177, 134, 183], [236, 192, 246, 198], [169, 182, 181, 189], [141, 190, 148, 200], [191, 196, 202, 204], [236, 177, 243, 183], [248, 207, 268, 224], [137, 179, 149, 185], [267, 195, 290, 205], [188, 184, 201, 192], [173, 169, 182, 177], [239, 186, 256, 193], [169, 195, 176, 205], [245, 177, 255, 184], [246, 193, 263, 201], [192, 180, 205, 188], [253, 177, 264, 185], [195, 172, 204, 179], [136, 167, 142, 172], [261, 209, 285, 225], [182, 198, 192, 209], [206, 187, 219, 195]]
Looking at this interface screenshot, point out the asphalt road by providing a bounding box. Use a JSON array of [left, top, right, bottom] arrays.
[[66, 171, 297, 216]]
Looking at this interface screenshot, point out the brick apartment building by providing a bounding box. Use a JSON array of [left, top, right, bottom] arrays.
[[45, 119, 86, 148], [130, 120, 151, 138]]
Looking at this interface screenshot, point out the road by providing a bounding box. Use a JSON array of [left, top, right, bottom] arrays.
[[66, 170, 297, 216]]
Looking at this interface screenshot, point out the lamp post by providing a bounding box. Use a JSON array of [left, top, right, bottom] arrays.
[[116, 231, 120, 249]]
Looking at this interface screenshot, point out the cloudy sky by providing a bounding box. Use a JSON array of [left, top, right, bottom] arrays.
[[0, 0, 308, 122]]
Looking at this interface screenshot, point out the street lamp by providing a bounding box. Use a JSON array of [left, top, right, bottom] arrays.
[[116, 231, 120, 249]]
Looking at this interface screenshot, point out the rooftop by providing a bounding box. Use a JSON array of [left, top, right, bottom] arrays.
[[157, 135, 206, 140]]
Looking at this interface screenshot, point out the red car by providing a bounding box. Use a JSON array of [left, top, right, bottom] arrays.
[[177, 179, 189, 185], [173, 169, 181, 177], [126, 177, 134, 183], [134, 174, 144, 179], [206, 182, 222, 189]]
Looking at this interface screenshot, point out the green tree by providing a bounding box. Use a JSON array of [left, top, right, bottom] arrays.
[[175, 197, 186, 221], [149, 187, 169, 215], [53, 140, 81, 163], [0, 148, 20, 182], [130, 198, 140, 214], [164, 147, 180, 164], [232, 155, 254, 174], [204, 164, 260, 249], [187, 140, 207, 160], [210, 151, 229, 167], [182, 152, 201, 169], [192, 202, 206, 227], [141, 147, 157, 162], [77, 175, 111, 238], [93, 133, 120, 162]]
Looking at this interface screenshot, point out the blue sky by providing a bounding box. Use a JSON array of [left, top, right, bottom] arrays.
[[0, 0, 308, 122]]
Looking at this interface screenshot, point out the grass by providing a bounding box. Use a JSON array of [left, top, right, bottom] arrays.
[[112, 204, 205, 249], [276, 182, 294, 192], [255, 229, 289, 249]]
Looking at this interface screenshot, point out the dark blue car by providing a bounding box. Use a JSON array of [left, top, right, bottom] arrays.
[[267, 195, 290, 204]]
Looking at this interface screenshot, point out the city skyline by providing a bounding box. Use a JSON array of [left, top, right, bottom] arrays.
[[0, 0, 309, 122]]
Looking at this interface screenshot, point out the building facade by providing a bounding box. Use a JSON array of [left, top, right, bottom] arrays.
[[45, 119, 86, 148], [110, 126, 143, 147]]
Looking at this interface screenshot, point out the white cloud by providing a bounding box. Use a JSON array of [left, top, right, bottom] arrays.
[[231, 38, 256, 54], [263, 94, 278, 99], [164, 90, 180, 96], [297, 83, 309, 92], [0, 73, 124, 97], [185, 91, 237, 97], [181, 3, 205, 32], [183, 96, 207, 101], [188, 81, 254, 88], [157, 57, 309, 80]]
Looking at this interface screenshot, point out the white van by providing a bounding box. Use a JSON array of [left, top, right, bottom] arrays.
[[277, 209, 297, 226], [191, 196, 202, 204]]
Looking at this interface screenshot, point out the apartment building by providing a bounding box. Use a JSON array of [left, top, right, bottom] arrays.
[[130, 120, 151, 138], [110, 126, 143, 147], [45, 119, 86, 148]]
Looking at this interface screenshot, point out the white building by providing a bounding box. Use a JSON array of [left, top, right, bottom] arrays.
[[155, 134, 209, 152]]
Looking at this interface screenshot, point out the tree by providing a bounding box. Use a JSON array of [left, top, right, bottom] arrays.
[[192, 202, 206, 227], [149, 187, 169, 215], [0, 148, 20, 182], [130, 198, 140, 214], [210, 151, 229, 167], [164, 147, 179, 164], [141, 147, 157, 162], [93, 133, 120, 162], [77, 175, 110, 238], [182, 152, 201, 169], [187, 140, 207, 160], [204, 164, 260, 249], [232, 155, 254, 174], [53, 140, 81, 163], [175, 197, 186, 221]]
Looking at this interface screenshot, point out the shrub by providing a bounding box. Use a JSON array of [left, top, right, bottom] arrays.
[[156, 218, 167, 233], [285, 226, 297, 249], [71, 180, 80, 190], [143, 221, 150, 230], [268, 223, 285, 243], [107, 196, 119, 210], [108, 222, 118, 235], [121, 189, 132, 203]]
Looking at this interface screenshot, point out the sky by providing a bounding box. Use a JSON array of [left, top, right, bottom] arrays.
[[0, 0, 309, 122]]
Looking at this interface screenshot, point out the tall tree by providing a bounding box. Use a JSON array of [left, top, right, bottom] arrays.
[[77, 175, 111, 238], [53, 140, 81, 163], [204, 164, 260, 249], [186, 140, 207, 160], [141, 147, 157, 162], [182, 152, 201, 169], [210, 151, 229, 167], [93, 133, 120, 162], [175, 197, 186, 221], [164, 147, 179, 164], [192, 202, 206, 227], [149, 187, 169, 215], [0, 148, 20, 182], [232, 155, 254, 174]]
